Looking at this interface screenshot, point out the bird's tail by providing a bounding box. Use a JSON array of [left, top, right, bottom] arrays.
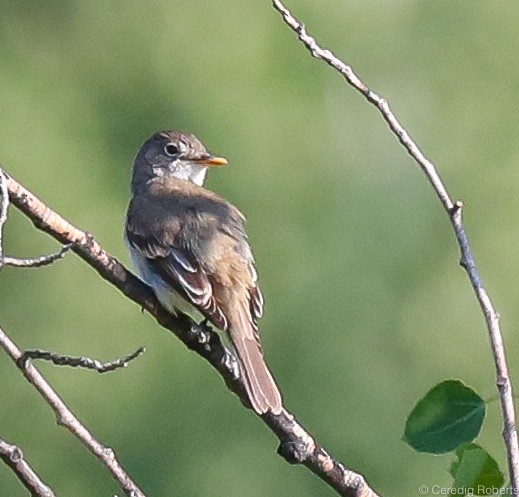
[[228, 308, 282, 415]]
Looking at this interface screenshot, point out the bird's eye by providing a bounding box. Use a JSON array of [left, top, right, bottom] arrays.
[[164, 143, 180, 156]]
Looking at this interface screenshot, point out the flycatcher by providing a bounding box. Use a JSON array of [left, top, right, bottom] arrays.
[[125, 130, 282, 415]]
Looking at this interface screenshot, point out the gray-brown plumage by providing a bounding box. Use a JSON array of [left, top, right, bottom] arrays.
[[125, 130, 282, 415]]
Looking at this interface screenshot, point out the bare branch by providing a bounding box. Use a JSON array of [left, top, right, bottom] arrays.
[[0, 436, 56, 497], [0, 170, 381, 497], [272, 0, 519, 489], [0, 171, 71, 270], [0, 168, 8, 260], [0, 325, 146, 497], [2, 244, 71, 269], [20, 346, 146, 373]]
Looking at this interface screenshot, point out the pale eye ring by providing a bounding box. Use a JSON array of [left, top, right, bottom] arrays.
[[164, 143, 180, 156]]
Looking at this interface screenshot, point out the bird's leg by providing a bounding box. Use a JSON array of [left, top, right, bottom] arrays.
[[189, 318, 210, 341]]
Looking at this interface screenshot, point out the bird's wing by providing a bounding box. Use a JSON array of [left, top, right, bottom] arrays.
[[126, 184, 264, 333], [126, 226, 230, 331], [217, 219, 264, 332]]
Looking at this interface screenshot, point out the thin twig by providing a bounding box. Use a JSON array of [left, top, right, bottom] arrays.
[[0, 325, 146, 497], [0, 168, 8, 260], [1, 171, 381, 497], [2, 244, 72, 269], [20, 346, 146, 373], [271, 0, 519, 490], [0, 436, 56, 497]]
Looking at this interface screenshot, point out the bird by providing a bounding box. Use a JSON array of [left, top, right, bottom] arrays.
[[125, 130, 282, 415]]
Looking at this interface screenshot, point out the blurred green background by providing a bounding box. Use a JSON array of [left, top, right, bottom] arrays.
[[1, 1, 518, 496]]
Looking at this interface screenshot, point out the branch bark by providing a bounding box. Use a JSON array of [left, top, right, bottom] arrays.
[[271, 0, 519, 489], [0, 325, 146, 497], [0, 435, 56, 497]]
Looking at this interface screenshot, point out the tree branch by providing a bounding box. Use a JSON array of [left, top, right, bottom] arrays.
[[0, 435, 56, 497], [1, 245, 71, 269], [0, 168, 8, 261], [20, 346, 145, 373], [0, 325, 146, 497], [0, 169, 381, 497], [271, 0, 519, 489], [0, 168, 71, 270]]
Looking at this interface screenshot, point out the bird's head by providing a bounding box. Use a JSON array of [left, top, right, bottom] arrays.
[[131, 130, 227, 192]]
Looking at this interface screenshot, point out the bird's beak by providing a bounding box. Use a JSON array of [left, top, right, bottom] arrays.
[[194, 155, 228, 167]]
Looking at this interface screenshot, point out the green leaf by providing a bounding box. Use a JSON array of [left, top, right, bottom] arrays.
[[450, 443, 504, 495], [404, 380, 485, 453]]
